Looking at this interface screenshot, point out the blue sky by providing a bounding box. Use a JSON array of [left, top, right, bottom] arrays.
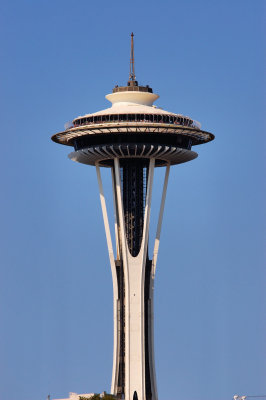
[[0, 1, 265, 400]]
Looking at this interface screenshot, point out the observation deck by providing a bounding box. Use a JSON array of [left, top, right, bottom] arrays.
[[52, 82, 214, 167]]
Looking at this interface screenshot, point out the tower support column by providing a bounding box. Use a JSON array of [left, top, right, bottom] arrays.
[[114, 158, 155, 400], [96, 159, 170, 400]]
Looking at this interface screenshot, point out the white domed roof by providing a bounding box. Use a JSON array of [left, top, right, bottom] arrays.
[[74, 90, 188, 120]]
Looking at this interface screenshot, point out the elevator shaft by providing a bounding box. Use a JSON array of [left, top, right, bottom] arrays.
[[121, 159, 148, 257]]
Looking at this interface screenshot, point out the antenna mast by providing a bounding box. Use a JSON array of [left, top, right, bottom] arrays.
[[129, 32, 136, 81]]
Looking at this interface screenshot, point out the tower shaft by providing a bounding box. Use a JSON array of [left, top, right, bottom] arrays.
[[96, 158, 170, 400], [116, 159, 149, 397], [113, 158, 155, 400]]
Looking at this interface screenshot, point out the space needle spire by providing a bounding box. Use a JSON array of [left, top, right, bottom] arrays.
[[129, 32, 136, 82], [52, 34, 214, 400]]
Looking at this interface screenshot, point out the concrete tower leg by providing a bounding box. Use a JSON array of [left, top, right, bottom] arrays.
[[96, 163, 119, 393]]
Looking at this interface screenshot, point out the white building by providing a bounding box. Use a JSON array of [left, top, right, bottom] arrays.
[[53, 393, 94, 400]]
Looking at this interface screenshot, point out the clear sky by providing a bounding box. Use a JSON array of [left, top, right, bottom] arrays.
[[0, 1, 265, 400]]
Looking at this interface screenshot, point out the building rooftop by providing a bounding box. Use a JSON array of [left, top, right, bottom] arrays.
[[73, 90, 198, 126]]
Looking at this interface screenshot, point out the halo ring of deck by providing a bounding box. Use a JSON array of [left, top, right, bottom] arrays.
[[68, 143, 198, 167], [52, 123, 214, 146]]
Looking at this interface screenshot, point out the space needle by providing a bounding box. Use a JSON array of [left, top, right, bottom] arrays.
[[52, 33, 214, 400]]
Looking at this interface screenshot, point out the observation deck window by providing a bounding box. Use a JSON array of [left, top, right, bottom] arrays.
[[71, 113, 197, 129]]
